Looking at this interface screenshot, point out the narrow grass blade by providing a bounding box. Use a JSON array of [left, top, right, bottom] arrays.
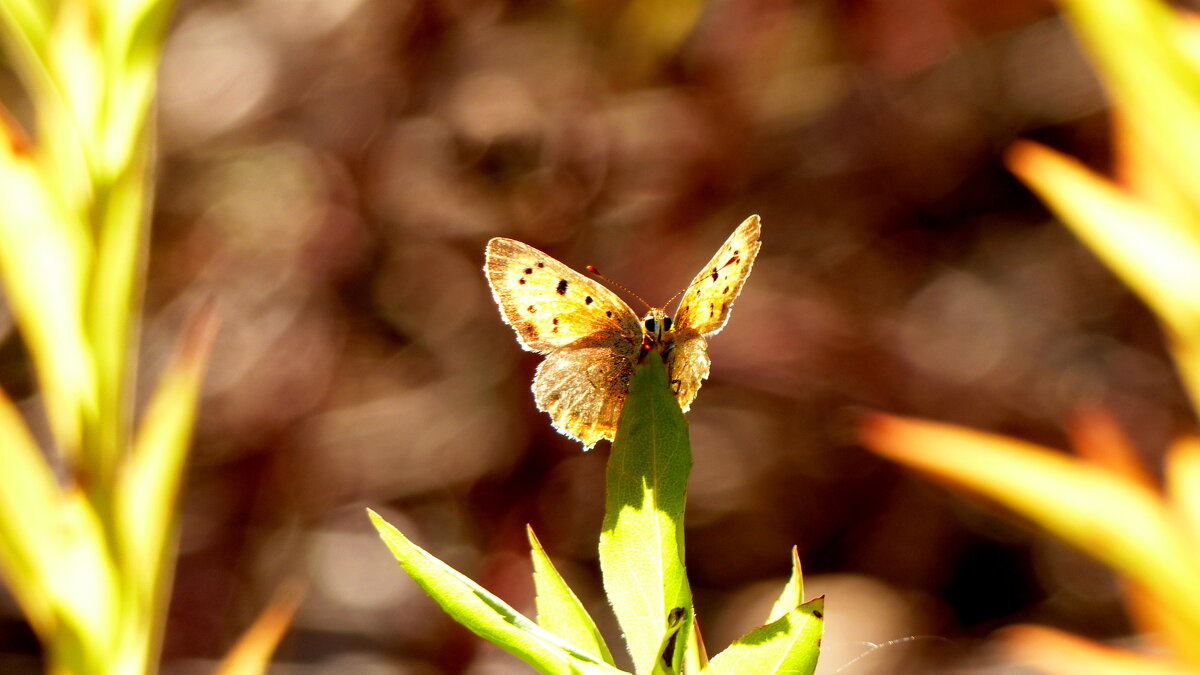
[[369, 510, 629, 675], [42, 488, 120, 672], [1003, 624, 1198, 675], [88, 150, 151, 477], [0, 386, 60, 635], [0, 0, 51, 53], [118, 305, 217, 586], [1007, 140, 1200, 412], [705, 597, 824, 675], [529, 526, 615, 665], [1007, 141, 1200, 336], [860, 413, 1200, 666], [1056, 0, 1200, 210], [0, 116, 93, 456], [598, 355, 693, 674], [1166, 437, 1200, 559], [215, 581, 304, 675], [112, 305, 216, 671]]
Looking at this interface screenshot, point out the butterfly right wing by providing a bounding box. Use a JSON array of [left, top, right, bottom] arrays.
[[485, 237, 643, 353], [673, 215, 762, 338], [532, 332, 639, 449], [668, 215, 761, 412]]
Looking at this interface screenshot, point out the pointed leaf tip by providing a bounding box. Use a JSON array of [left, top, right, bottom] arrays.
[[370, 510, 628, 675], [767, 546, 805, 624], [528, 525, 615, 665], [705, 596, 824, 675], [216, 580, 305, 675]]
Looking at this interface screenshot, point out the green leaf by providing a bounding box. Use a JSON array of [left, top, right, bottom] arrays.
[[1056, 0, 1200, 211], [598, 355, 693, 674], [118, 306, 217, 588], [705, 597, 825, 675], [42, 488, 120, 670], [111, 306, 216, 672], [528, 525, 616, 665], [766, 547, 804, 624], [0, 128, 93, 458], [369, 510, 630, 675], [0, 0, 51, 54], [0, 386, 61, 636]]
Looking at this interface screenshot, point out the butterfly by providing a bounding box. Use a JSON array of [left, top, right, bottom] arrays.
[[485, 215, 762, 450]]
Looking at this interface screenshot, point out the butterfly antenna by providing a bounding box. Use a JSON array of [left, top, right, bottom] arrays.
[[664, 287, 686, 314], [586, 265, 652, 312]]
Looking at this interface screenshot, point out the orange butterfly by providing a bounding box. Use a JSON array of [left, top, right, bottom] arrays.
[[486, 215, 762, 449]]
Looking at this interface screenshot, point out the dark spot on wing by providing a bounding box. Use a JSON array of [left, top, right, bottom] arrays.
[[606, 311, 613, 317], [524, 323, 539, 340], [553, 318, 559, 325], [721, 301, 728, 313], [537, 262, 545, 268], [722, 286, 729, 294], [553, 326, 559, 333], [524, 267, 533, 274], [710, 268, 719, 282], [528, 305, 537, 313], [518, 278, 526, 285], [557, 279, 568, 295], [585, 296, 593, 304]]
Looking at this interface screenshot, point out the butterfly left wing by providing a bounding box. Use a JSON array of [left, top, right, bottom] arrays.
[[485, 237, 643, 353], [668, 215, 762, 412], [532, 332, 639, 449], [485, 237, 644, 449]]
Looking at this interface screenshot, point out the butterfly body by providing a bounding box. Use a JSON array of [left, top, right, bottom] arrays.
[[485, 215, 761, 449]]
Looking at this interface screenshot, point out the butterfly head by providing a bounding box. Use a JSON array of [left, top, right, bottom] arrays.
[[642, 308, 673, 343]]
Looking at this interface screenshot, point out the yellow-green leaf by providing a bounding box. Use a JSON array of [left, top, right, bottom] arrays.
[[860, 412, 1200, 666], [368, 510, 629, 675], [0, 386, 60, 636], [0, 121, 93, 457], [117, 306, 216, 588], [705, 597, 824, 675], [528, 526, 615, 666], [1166, 436, 1200, 556], [1057, 0, 1200, 212], [1004, 624, 1198, 675], [598, 355, 693, 675], [1007, 141, 1200, 337]]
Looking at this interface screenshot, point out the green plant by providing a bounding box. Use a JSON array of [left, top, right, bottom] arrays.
[[859, 0, 1200, 673], [370, 354, 824, 674], [0, 1, 294, 673]]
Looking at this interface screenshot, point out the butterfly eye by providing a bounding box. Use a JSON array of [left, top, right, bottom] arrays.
[[663, 317, 672, 332], [645, 317, 657, 334]]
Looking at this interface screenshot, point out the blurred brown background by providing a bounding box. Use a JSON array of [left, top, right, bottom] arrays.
[[3, 0, 1196, 672]]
